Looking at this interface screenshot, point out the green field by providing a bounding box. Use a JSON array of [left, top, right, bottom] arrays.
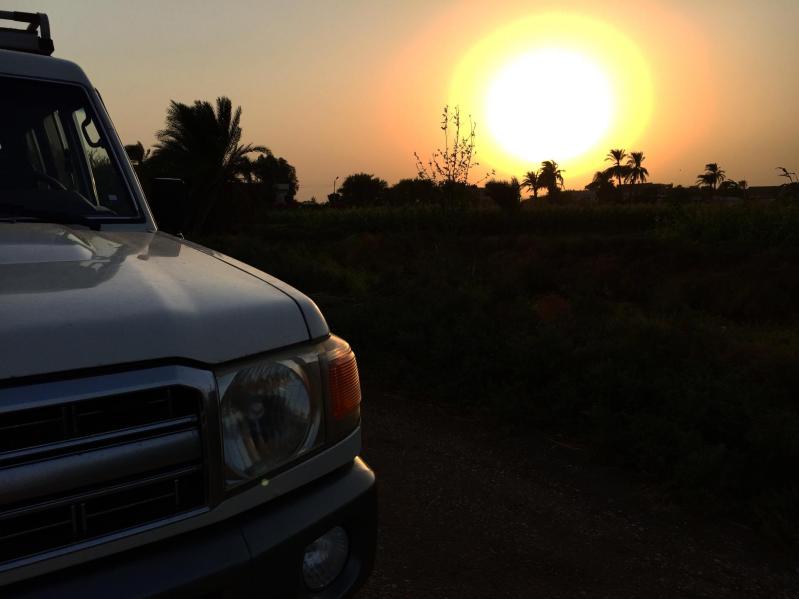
[[201, 202, 799, 542]]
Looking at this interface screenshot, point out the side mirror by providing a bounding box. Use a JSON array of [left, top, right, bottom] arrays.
[[149, 177, 187, 236]]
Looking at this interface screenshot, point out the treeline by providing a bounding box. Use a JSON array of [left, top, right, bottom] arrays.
[[128, 98, 799, 234], [326, 159, 799, 211]]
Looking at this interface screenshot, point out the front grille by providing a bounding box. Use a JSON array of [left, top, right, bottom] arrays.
[[0, 387, 197, 454], [0, 385, 206, 566]]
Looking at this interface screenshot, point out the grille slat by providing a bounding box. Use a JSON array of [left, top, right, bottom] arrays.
[[0, 518, 74, 542], [0, 415, 63, 432], [0, 385, 206, 566], [86, 491, 177, 520], [0, 415, 199, 469]]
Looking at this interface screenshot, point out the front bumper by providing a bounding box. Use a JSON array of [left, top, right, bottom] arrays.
[[6, 458, 377, 598]]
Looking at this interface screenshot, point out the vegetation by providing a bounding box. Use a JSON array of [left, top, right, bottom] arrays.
[[123, 141, 149, 165], [130, 96, 297, 235], [414, 105, 487, 186], [625, 151, 649, 184], [605, 148, 628, 186], [329, 173, 388, 207], [385, 178, 440, 206], [413, 105, 495, 207], [201, 203, 799, 544], [130, 97, 797, 217], [149, 97, 266, 235], [483, 178, 521, 211], [244, 151, 299, 203], [538, 159, 565, 195], [586, 168, 616, 201], [521, 169, 543, 199], [697, 162, 727, 190]]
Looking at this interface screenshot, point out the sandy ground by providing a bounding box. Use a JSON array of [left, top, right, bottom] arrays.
[[355, 384, 799, 598]]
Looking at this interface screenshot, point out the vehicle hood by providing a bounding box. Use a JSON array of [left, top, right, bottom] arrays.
[[0, 224, 327, 381]]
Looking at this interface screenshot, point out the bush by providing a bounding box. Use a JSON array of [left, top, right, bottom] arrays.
[[484, 178, 521, 211]]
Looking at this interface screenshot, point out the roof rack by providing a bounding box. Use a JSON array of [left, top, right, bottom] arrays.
[[0, 11, 54, 56]]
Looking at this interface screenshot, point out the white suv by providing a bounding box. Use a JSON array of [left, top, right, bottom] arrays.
[[0, 11, 376, 598]]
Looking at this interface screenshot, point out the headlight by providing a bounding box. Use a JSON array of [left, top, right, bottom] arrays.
[[220, 359, 322, 488], [217, 335, 361, 491]]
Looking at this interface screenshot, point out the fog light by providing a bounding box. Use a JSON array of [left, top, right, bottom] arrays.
[[302, 526, 349, 591]]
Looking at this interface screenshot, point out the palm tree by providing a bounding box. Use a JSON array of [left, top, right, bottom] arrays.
[[521, 169, 543, 199], [152, 96, 266, 235], [539, 160, 565, 196], [696, 163, 726, 190], [624, 151, 649, 184], [605, 148, 628, 186]]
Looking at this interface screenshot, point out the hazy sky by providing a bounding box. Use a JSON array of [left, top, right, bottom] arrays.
[[14, 0, 799, 198]]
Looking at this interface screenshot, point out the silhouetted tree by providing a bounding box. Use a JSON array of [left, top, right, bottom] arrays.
[[521, 169, 543, 199], [415, 105, 493, 207], [123, 141, 154, 185], [625, 151, 649, 184], [738, 180, 749, 199], [718, 180, 742, 196], [484, 178, 521, 211], [387, 178, 440, 205], [332, 173, 388, 207], [151, 96, 265, 235], [586, 168, 616, 201], [124, 141, 149, 166], [248, 151, 299, 204], [416, 106, 475, 185], [696, 163, 726, 190], [539, 160, 565, 196], [605, 149, 629, 186]]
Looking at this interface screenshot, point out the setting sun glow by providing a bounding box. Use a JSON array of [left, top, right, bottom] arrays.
[[450, 13, 655, 180], [485, 48, 613, 163]]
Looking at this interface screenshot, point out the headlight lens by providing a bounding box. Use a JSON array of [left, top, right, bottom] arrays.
[[220, 360, 321, 487]]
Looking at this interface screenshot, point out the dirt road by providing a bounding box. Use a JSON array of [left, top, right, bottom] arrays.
[[356, 385, 799, 598]]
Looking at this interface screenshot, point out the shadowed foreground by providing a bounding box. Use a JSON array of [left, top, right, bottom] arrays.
[[203, 204, 799, 543], [356, 384, 798, 598]]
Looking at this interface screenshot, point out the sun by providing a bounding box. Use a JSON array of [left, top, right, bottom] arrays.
[[485, 48, 614, 163], [450, 13, 654, 182]]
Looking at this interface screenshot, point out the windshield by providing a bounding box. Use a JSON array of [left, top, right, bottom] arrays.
[[0, 76, 139, 224]]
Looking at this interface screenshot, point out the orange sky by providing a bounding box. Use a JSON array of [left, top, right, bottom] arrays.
[[24, 0, 799, 199]]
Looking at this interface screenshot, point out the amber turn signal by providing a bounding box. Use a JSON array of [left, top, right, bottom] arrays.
[[328, 349, 361, 420]]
